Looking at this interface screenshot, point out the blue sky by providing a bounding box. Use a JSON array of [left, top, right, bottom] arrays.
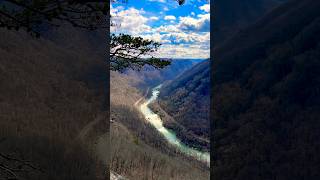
[[111, 0, 210, 59]]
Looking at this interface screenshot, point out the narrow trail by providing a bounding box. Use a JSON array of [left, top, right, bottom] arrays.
[[134, 87, 149, 106], [76, 114, 111, 179], [76, 114, 103, 141]]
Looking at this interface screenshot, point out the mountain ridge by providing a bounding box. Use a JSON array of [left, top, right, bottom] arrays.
[[156, 0, 284, 151], [212, 0, 320, 179]]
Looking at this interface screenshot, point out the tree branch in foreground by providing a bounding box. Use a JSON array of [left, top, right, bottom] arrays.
[[110, 33, 171, 71], [0, 0, 109, 37]]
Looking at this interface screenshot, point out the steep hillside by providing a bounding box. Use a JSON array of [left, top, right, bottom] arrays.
[[110, 71, 142, 106], [157, 0, 284, 151], [110, 72, 209, 180], [213, 0, 320, 179], [0, 27, 107, 179], [214, 0, 286, 43], [157, 60, 210, 150]]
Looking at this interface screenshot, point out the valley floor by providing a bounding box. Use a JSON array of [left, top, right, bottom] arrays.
[[110, 71, 209, 180]]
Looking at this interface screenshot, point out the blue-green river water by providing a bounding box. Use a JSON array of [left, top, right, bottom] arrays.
[[139, 84, 210, 165]]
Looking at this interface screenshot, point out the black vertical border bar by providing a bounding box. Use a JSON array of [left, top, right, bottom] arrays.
[[106, 0, 111, 179], [86, 0, 111, 178], [210, 0, 215, 179]]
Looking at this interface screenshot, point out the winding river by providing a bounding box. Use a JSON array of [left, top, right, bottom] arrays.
[[139, 84, 210, 165]]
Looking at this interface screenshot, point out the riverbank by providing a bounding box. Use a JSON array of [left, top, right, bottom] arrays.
[[148, 101, 210, 152], [138, 84, 210, 165]]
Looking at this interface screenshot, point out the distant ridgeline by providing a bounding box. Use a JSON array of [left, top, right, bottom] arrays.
[[124, 59, 205, 89]]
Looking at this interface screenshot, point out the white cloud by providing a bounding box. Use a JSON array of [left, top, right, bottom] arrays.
[[111, 7, 152, 35], [141, 33, 171, 44], [155, 44, 209, 59], [199, 4, 210, 13], [164, 15, 176, 21], [110, 5, 210, 59], [155, 25, 180, 33], [191, 12, 195, 16], [150, 16, 159, 21], [163, 6, 169, 11], [178, 13, 210, 32], [148, 0, 166, 3], [162, 31, 210, 44]]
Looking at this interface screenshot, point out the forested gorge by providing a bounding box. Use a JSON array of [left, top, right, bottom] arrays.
[[213, 0, 320, 179], [156, 0, 288, 153], [110, 72, 210, 180], [158, 60, 210, 151], [1, 0, 320, 179]]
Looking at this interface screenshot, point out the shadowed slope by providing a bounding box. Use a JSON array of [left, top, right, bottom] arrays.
[[213, 0, 320, 179]]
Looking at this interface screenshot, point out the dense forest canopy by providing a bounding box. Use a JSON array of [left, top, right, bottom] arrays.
[[158, 60, 211, 150], [213, 0, 320, 179]]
